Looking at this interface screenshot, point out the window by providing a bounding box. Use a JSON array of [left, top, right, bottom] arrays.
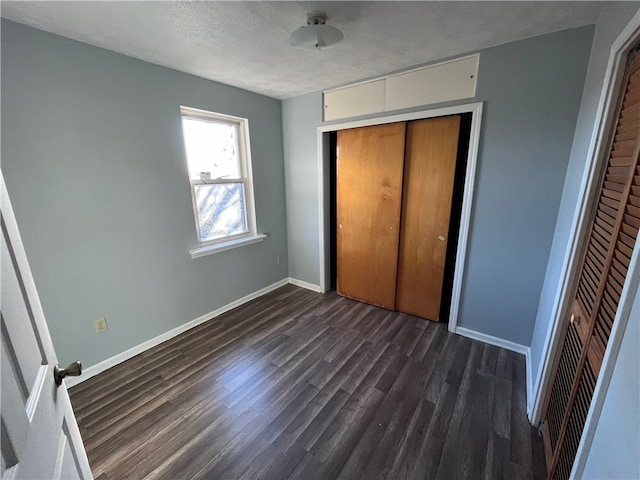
[[180, 106, 263, 257]]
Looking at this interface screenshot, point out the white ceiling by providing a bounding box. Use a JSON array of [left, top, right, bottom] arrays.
[[1, 1, 608, 100]]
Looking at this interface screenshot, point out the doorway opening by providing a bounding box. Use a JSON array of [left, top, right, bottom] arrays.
[[318, 102, 483, 328], [327, 113, 471, 322]]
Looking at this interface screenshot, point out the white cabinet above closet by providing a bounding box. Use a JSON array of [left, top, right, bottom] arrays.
[[323, 54, 479, 122]]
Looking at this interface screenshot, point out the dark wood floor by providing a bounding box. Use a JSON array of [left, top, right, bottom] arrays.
[[69, 285, 546, 480]]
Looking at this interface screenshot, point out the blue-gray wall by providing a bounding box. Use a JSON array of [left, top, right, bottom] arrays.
[[530, 3, 640, 404], [1, 20, 288, 367], [282, 27, 593, 346], [282, 92, 323, 284]]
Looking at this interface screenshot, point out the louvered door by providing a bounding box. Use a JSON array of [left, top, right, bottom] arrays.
[[542, 47, 640, 479]]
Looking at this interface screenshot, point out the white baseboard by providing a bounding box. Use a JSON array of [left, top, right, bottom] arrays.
[[65, 278, 290, 388], [454, 326, 534, 421], [526, 348, 533, 420], [288, 277, 323, 293], [454, 326, 529, 355]]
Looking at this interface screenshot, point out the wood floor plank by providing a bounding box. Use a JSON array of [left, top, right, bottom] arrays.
[[336, 390, 404, 480], [69, 286, 545, 480], [493, 375, 513, 440], [260, 442, 309, 480], [409, 321, 440, 362], [104, 393, 234, 479], [309, 385, 385, 479], [510, 350, 534, 472], [436, 343, 495, 480], [374, 345, 409, 393], [208, 383, 320, 479], [294, 388, 350, 451], [360, 394, 421, 479], [289, 451, 323, 480], [383, 397, 436, 480]]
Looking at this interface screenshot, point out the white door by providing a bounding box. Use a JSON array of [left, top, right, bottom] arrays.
[[1, 172, 92, 480]]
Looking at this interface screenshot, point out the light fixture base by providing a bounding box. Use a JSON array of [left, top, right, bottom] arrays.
[[290, 12, 343, 51], [307, 13, 327, 26]]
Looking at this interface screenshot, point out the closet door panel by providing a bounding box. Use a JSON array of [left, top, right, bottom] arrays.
[[396, 115, 461, 321], [336, 122, 406, 309]]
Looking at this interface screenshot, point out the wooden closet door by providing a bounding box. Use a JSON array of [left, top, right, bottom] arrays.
[[543, 48, 640, 480], [396, 115, 461, 321], [336, 122, 406, 309]]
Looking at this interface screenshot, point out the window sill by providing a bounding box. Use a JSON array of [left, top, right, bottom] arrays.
[[190, 234, 267, 259]]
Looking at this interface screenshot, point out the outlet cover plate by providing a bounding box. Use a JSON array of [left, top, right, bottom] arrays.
[[94, 317, 108, 333]]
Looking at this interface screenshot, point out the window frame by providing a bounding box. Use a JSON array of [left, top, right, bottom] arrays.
[[180, 106, 262, 257]]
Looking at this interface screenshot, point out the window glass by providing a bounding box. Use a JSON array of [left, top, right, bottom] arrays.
[[194, 183, 248, 242], [182, 118, 240, 180]]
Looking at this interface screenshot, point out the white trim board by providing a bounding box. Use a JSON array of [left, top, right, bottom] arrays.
[[455, 326, 533, 417], [288, 277, 323, 293], [530, 12, 640, 428], [316, 102, 484, 344], [64, 278, 290, 387], [526, 348, 533, 419], [454, 326, 529, 355]]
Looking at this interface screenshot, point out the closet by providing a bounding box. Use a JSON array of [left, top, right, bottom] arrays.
[[542, 47, 639, 479], [336, 115, 461, 321]]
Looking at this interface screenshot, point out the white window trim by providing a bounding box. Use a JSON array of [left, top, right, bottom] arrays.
[[180, 106, 261, 258], [189, 233, 267, 259]]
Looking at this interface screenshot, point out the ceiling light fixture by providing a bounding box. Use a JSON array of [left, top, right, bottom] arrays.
[[290, 13, 343, 50]]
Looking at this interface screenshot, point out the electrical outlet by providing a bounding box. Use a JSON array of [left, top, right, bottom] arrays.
[[277, 255, 283, 265], [94, 317, 108, 333]]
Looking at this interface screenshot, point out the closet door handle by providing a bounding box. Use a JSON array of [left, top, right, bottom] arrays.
[[438, 235, 446, 242]]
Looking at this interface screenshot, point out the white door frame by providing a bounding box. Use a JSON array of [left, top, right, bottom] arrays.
[[315, 102, 483, 333], [525, 11, 640, 479]]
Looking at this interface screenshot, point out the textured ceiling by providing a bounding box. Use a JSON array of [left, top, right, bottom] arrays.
[[1, 1, 607, 99]]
